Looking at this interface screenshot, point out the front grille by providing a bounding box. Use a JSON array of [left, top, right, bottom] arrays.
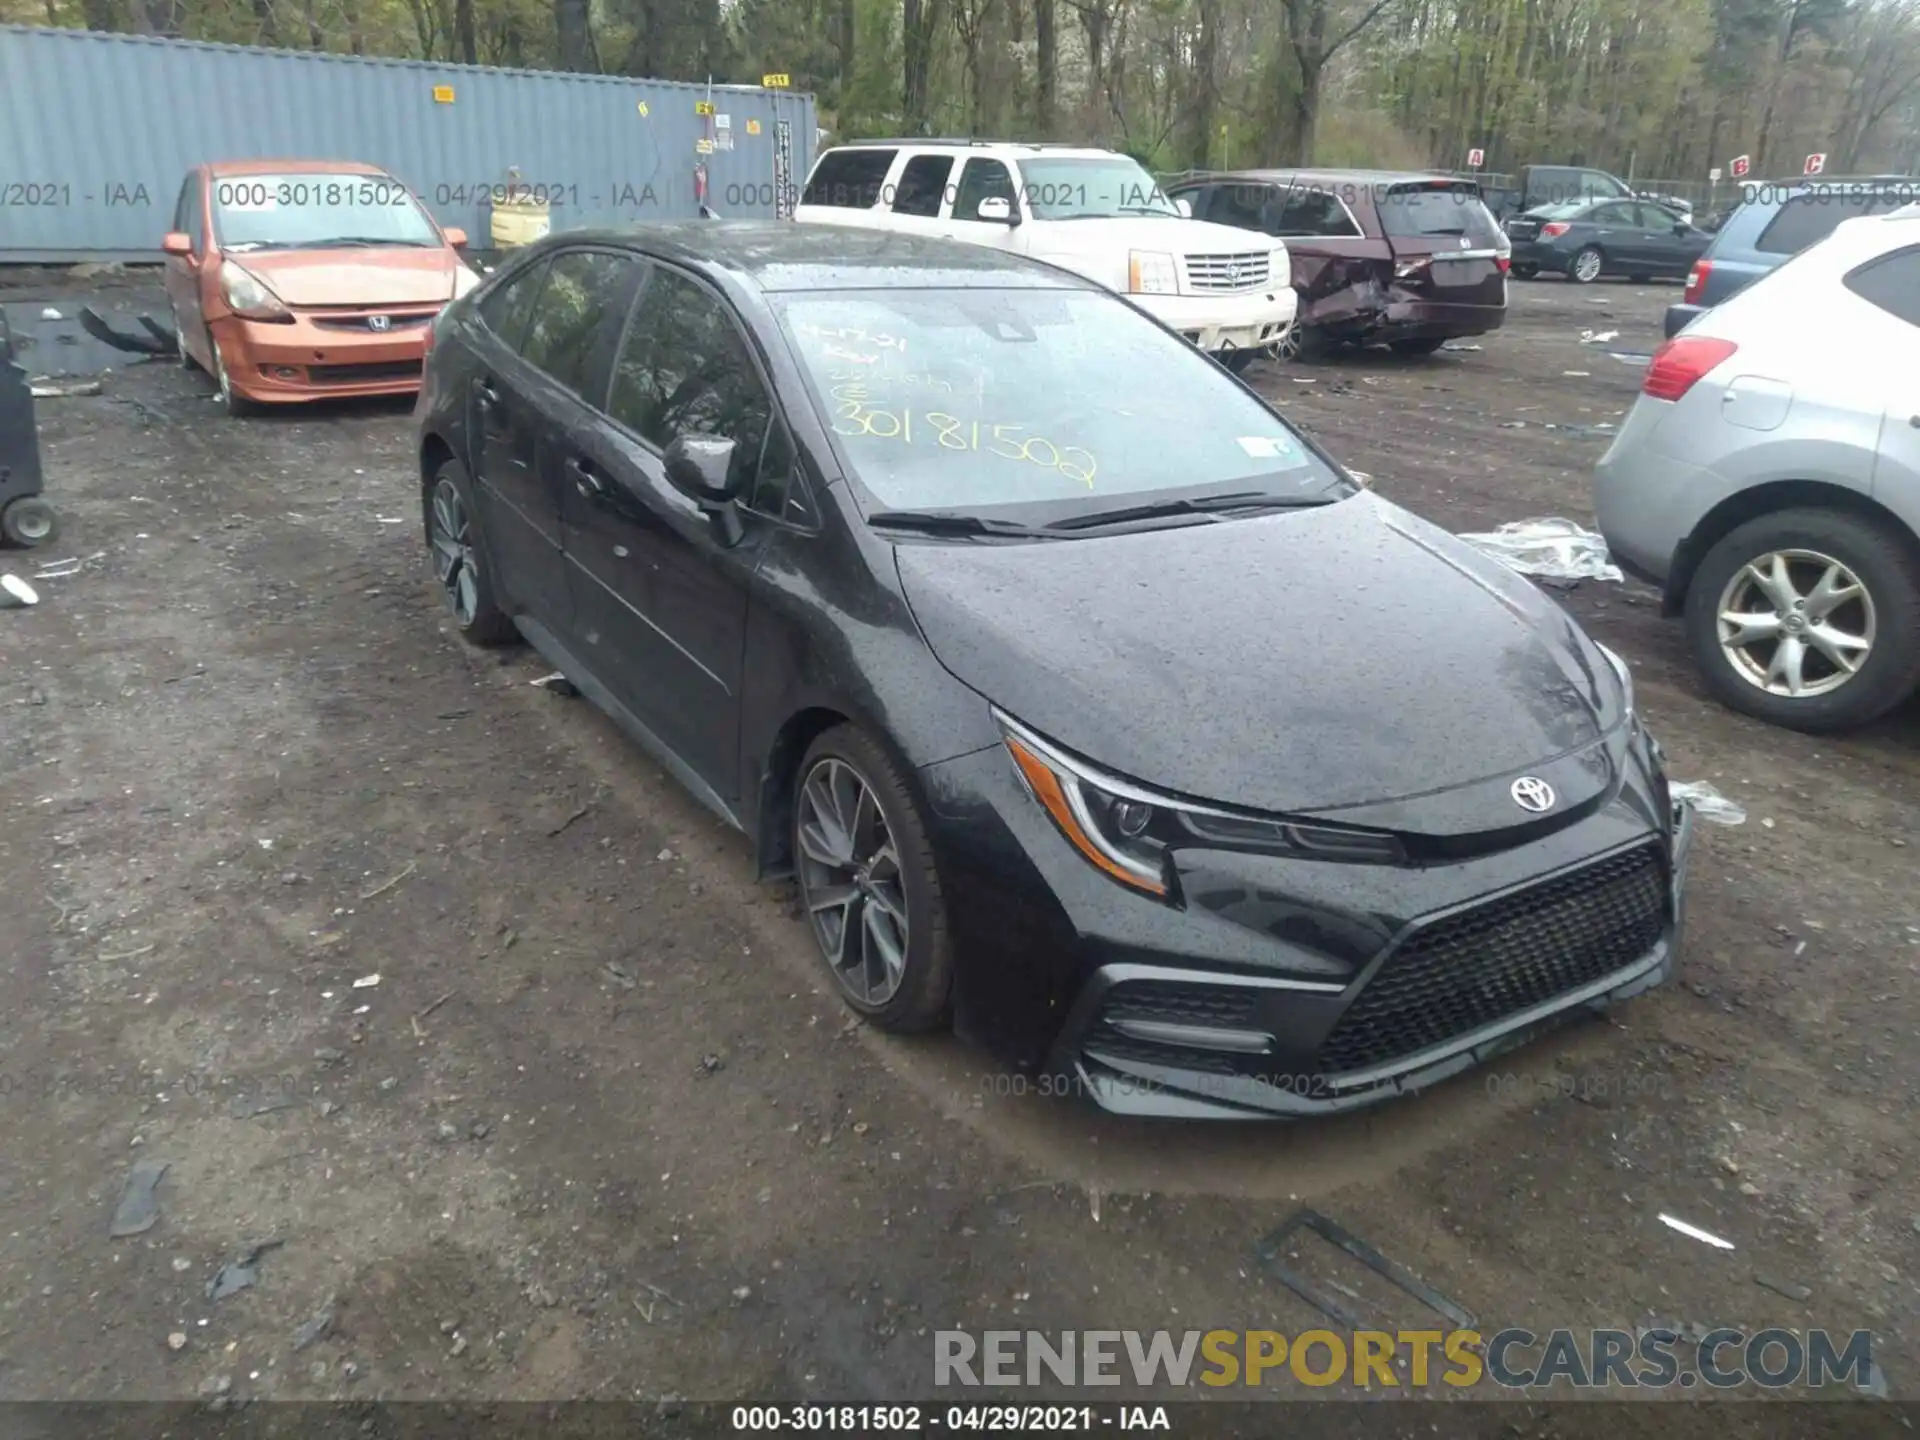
[[1184, 251, 1270, 292], [1317, 844, 1667, 1075], [307, 359, 423, 384], [312, 313, 436, 332]]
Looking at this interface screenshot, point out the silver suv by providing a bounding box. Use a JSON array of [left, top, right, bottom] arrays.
[[1593, 209, 1920, 731]]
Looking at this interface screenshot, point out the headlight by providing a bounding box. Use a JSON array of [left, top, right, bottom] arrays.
[[1269, 248, 1290, 289], [1598, 643, 1635, 719], [219, 260, 291, 322], [1127, 250, 1178, 295], [451, 263, 481, 298], [994, 711, 1403, 902]]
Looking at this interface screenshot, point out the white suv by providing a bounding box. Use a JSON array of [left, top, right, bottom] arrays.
[[793, 140, 1297, 369]]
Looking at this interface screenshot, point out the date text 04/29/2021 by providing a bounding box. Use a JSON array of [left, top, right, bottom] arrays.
[[730, 1406, 1172, 1431]]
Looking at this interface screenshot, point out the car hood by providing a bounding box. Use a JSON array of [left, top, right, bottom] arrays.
[[1031, 215, 1278, 254], [229, 248, 460, 306], [894, 492, 1626, 822]]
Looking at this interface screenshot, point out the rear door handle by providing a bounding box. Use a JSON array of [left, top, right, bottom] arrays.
[[475, 379, 503, 410], [566, 455, 607, 496]]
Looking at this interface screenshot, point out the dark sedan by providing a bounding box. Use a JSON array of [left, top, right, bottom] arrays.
[[1506, 199, 1711, 283], [414, 221, 1695, 1118]]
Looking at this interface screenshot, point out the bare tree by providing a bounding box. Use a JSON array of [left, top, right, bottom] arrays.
[[1279, 0, 1404, 161]]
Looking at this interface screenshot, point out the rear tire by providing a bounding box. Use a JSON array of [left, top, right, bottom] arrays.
[[1683, 508, 1920, 732], [792, 724, 954, 1033], [1511, 262, 1540, 279], [1388, 336, 1448, 356], [426, 458, 518, 646], [1569, 247, 1605, 284]]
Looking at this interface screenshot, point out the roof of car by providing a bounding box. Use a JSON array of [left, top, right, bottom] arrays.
[[1186, 168, 1470, 188], [538, 220, 1096, 293], [204, 159, 389, 177], [824, 139, 1120, 159]]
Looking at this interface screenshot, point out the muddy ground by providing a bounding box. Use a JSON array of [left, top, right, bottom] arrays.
[[1, 268, 1917, 1435]]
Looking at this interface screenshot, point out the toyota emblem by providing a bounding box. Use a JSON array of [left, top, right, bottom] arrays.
[[367, 314, 392, 332], [1511, 776, 1556, 813]]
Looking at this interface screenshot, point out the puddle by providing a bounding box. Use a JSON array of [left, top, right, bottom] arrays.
[[2, 301, 161, 380]]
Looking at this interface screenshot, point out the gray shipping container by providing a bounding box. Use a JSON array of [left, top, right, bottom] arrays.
[[0, 24, 816, 262]]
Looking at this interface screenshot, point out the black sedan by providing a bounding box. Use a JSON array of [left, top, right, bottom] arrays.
[[414, 221, 1695, 1118], [1505, 198, 1712, 282]]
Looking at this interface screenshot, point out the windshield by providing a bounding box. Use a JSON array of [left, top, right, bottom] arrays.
[[1527, 201, 1588, 220], [211, 173, 442, 250], [776, 289, 1348, 522], [1015, 158, 1180, 220], [1380, 184, 1504, 245]]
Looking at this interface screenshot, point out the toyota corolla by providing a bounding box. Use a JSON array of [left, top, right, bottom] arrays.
[[413, 221, 1695, 1118]]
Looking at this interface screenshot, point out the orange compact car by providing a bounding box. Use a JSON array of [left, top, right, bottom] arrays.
[[161, 160, 477, 415]]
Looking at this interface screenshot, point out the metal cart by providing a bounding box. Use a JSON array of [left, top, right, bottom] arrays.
[[0, 308, 60, 548]]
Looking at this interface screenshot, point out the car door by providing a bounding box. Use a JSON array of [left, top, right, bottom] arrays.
[[1583, 202, 1637, 271], [162, 172, 209, 365], [1633, 203, 1694, 275], [468, 248, 639, 634], [563, 263, 784, 802], [885, 152, 958, 241], [942, 157, 1023, 250], [1845, 245, 1920, 499]]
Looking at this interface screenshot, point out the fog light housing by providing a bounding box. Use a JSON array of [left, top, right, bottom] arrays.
[[1112, 800, 1154, 838]]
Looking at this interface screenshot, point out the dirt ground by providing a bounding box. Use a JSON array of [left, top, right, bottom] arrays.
[[2, 267, 1918, 1434]]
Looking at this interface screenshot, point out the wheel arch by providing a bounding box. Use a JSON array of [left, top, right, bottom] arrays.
[[1667, 480, 1920, 616], [419, 431, 458, 543]]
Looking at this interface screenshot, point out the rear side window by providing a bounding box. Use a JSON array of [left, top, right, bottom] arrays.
[[518, 250, 638, 397], [1844, 246, 1920, 326], [892, 155, 955, 217], [1202, 183, 1272, 232], [802, 149, 897, 209], [1757, 191, 1910, 255], [478, 257, 548, 351], [1273, 189, 1362, 238], [1379, 184, 1502, 247]]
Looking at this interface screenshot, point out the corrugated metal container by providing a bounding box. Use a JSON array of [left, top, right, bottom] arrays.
[[0, 24, 816, 261]]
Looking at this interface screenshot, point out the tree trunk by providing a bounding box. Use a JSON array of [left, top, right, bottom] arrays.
[[903, 0, 942, 132], [134, 0, 180, 36], [1292, 58, 1322, 163], [455, 0, 478, 63], [303, 0, 323, 49], [1191, 0, 1220, 168], [1035, 0, 1057, 131], [555, 0, 594, 72], [342, 0, 366, 53], [838, 0, 856, 97]]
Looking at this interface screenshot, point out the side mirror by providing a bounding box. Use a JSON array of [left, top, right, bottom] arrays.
[[443, 226, 469, 248], [1175, 197, 1193, 218], [976, 196, 1016, 224], [664, 433, 744, 544], [161, 232, 193, 257]]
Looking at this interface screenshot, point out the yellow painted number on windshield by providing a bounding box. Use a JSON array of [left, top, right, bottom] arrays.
[[837, 406, 1095, 487]]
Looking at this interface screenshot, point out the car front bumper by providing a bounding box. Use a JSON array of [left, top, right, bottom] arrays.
[[214, 309, 440, 403], [1130, 288, 1298, 354], [919, 729, 1693, 1119]]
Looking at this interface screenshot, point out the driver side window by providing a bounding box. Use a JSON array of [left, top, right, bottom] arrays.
[[608, 267, 773, 497], [952, 159, 1015, 222]]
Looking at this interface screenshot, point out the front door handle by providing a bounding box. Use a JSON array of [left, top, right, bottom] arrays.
[[566, 455, 606, 497]]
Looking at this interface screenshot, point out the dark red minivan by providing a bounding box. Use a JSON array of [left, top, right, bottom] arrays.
[[1166, 169, 1510, 360]]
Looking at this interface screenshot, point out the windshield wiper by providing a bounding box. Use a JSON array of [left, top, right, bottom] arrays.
[[1117, 205, 1177, 216], [1044, 489, 1333, 532], [867, 510, 1060, 540], [306, 237, 433, 248]]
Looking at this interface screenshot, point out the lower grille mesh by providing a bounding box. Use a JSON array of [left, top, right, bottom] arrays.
[[1317, 844, 1667, 1074]]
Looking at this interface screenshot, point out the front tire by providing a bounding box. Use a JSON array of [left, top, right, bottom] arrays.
[[1569, 247, 1605, 284], [1683, 508, 1920, 731], [209, 335, 256, 417], [792, 724, 954, 1033], [1276, 324, 1328, 363], [426, 458, 518, 645]]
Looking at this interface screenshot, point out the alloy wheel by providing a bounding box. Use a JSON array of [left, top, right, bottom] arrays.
[[7, 504, 53, 543], [1715, 548, 1876, 698], [1572, 249, 1603, 283], [430, 477, 482, 626], [795, 756, 909, 1006]]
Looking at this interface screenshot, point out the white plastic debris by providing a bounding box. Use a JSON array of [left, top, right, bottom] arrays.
[[0, 574, 39, 608], [1669, 782, 1746, 826], [1579, 329, 1620, 344], [1659, 1213, 1735, 1250], [351, 973, 381, 989], [40, 307, 61, 320], [1455, 518, 1624, 582]]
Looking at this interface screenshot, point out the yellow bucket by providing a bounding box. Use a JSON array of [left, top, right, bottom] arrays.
[[490, 196, 551, 249]]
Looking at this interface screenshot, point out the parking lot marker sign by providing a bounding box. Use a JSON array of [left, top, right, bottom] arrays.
[[1709, 166, 1721, 181], [1730, 154, 1750, 178], [432, 85, 454, 103], [1804, 152, 1827, 175], [1467, 147, 1485, 168]]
